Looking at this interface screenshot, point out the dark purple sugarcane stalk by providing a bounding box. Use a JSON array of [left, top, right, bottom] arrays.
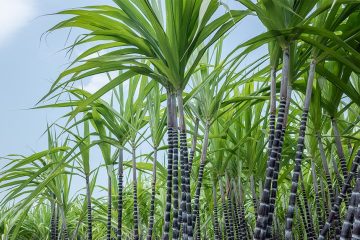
[[284, 59, 316, 239], [254, 45, 290, 240], [340, 172, 360, 238], [318, 149, 360, 239], [162, 91, 175, 240], [147, 147, 158, 240]]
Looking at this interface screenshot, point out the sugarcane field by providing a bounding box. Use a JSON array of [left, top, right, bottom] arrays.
[[1, 0, 360, 239]]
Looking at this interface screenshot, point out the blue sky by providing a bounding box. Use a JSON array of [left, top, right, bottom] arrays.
[[0, 0, 264, 157], [0, 0, 112, 156]]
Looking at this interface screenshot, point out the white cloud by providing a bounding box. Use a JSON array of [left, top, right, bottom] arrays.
[[0, 0, 36, 46], [83, 74, 109, 94], [82, 73, 129, 102]]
